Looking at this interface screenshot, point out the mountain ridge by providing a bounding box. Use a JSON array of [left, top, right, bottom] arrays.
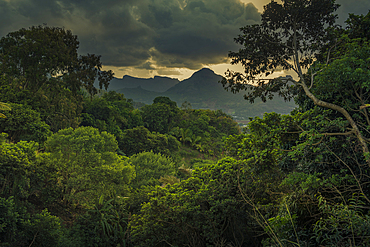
[[112, 68, 296, 119], [106, 74, 180, 92]]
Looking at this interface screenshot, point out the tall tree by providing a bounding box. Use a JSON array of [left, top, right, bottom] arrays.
[[0, 103, 51, 143], [0, 26, 114, 131], [43, 127, 134, 208], [221, 0, 370, 164], [0, 25, 113, 96], [141, 97, 180, 134]]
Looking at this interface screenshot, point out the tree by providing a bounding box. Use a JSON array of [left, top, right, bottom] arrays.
[[128, 151, 177, 189], [345, 10, 370, 40], [0, 25, 113, 96], [0, 197, 64, 247], [219, 4, 370, 245], [0, 103, 51, 143], [0, 137, 38, 203], [174, 109, 240, 156], [129, 158, 262, 247], [221, 0, 339, 100], [0, 26, 114, 131], [141, 97, 180, 134], [61, 196, 129, 247], [43, 127, 134, 208], [220, 0, 370, 164], [153, 96, 177, 108], [120, 126, 180, 157], [0, 75, 82, 132], [81, 91, 143, 148]]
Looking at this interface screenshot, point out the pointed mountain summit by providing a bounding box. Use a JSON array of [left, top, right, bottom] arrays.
[[192, 67, 218, 77], [166, 68, 224, 96], [184, 68, 220, 83]]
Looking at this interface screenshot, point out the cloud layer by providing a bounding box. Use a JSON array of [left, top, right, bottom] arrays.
[[0, 0, 260, 71], [0, 0, 368, 75]]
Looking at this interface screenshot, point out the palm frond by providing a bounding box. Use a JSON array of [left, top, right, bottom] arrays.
[[0, 102, 11, 118], [0, 102, 11, 111]]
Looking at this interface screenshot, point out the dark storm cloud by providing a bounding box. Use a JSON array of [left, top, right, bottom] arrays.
[[0, 0, 260, 70], [149, 1, 261, 69], [0, 0, 368, 71]]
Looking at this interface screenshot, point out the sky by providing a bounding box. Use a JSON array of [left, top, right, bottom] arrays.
[[0, 0, 369, 80]]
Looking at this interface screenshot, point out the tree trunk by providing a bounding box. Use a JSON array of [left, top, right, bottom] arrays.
[[300, 81, 370, 166]]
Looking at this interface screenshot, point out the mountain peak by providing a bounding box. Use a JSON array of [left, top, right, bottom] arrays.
[[193, 67, 216, 76]]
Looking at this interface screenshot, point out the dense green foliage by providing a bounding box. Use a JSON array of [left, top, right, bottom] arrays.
[[1, 2, 370, 246], [120, 126, 180, 156], [140, 96, 180, 134], [128, 151, 176, 189], [0, 26, 239, 246], [0, 26, 113, 132], [219, 1, 370, 246], [0, 103, 51, 144], [44, 127, 134, 208], [129, 158, 261, 247]]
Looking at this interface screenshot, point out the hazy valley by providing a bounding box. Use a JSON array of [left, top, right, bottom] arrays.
[[106, 68, 296, 120]]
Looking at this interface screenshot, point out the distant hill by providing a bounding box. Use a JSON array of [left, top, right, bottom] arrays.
[[107, 75, 179, 92], [114, 68, 296, 119]]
